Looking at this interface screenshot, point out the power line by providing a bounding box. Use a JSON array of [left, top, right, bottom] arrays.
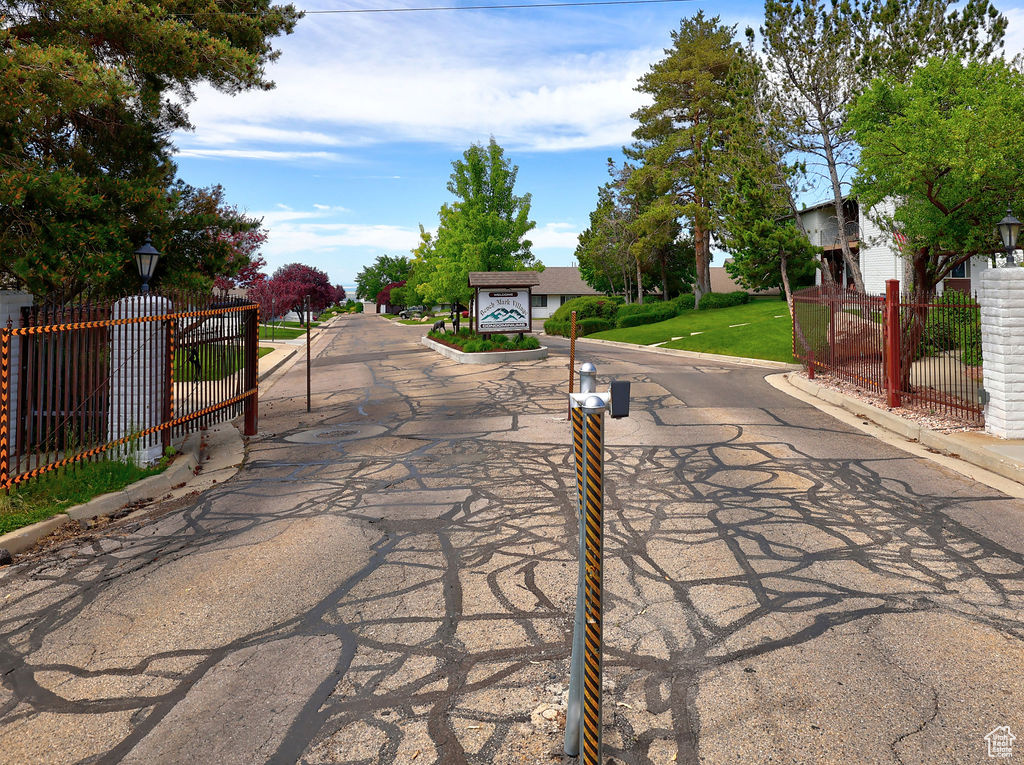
[[172, 0, 697, 15], [304, 0, 696, 12]]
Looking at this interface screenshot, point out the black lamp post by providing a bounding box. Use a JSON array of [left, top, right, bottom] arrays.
[[998, 209, 1021, 267], [134, 236, 160, 292]]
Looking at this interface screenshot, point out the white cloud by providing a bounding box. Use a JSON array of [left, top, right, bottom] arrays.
[[184, 124, 346, 146], [1004, 7, 1024, 59], [174, 148, 350, 162], [531, 222, 580, 249], [177, 1, 673, 155]]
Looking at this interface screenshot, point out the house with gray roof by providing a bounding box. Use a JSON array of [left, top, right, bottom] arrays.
[[530, 267, 603, 318]]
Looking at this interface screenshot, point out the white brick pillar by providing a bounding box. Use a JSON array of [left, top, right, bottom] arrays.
[[0, 291, 35, 454], [978, 268, 1024, 438], [107, 295, 171, 465]]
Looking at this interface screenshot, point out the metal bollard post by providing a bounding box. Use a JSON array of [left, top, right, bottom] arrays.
[[579, 394, 605, 764], [579, 361, 596, 394], [564, 401, 585, 756], [565, 361, 617, 762]]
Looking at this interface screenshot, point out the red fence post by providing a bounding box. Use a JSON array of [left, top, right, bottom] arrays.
[[885, 279, 902, 408], [243, 305, 259, 436]]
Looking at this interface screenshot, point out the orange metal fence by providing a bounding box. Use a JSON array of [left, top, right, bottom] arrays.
[[0, 292, 259, 491], [792, 281, 982, 425]]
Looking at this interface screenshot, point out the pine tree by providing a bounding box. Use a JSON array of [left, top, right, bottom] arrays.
[[628, 13, 750, 306], [0, 0, 300, 297]]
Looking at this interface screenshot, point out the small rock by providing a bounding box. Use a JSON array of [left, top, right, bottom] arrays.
[[0, 549, 12, 566], [542, 708, 558, 721]]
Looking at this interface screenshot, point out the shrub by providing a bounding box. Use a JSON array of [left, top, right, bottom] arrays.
[[919, 290, 981, 361], [429, 329, 542, 352], [614, 303, 653, 319], [544, 318, 569, 337], [672, 293, 696, 311], [517, 335, 541, 350], [550, 296, 619, 323], [697, 291, 750, 310], [614, 301, 679, 328], [577, 317, 614, 335]]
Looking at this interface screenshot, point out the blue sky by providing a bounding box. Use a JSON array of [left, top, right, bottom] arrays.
[[172, 0, 1024, 289]]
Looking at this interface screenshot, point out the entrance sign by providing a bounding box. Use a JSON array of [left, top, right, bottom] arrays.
[[467, 271, 541, 334], [477, 290, 530, 333]]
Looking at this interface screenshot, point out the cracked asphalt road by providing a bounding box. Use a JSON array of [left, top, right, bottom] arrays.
[[1, 313, 1022, 764]]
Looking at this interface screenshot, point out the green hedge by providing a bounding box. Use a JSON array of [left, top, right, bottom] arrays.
[[697, 291, 749, 310], [577, 317, 614, 335], [550, 296, 619, 323], [543, 318, 569, 336], [546, 291, 749, 335]]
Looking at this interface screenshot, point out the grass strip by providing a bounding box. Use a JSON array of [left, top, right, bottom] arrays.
[[592, 299, 797, 363], [1, 457, 171, 535], [258, 325, 306, 341]]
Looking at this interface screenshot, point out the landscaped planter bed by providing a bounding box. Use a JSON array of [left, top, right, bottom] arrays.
[[421, 335, 548, 364]]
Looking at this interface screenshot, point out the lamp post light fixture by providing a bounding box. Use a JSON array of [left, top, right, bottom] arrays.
[[997, 208, 1021, 267], [134, 236, 161, 292]]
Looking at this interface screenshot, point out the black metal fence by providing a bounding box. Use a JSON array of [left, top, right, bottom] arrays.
[[0, 291, 259, 491]]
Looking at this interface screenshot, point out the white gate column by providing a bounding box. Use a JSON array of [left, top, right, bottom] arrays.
[[978, 268, 1024, 438], [107, 295, 171, 464]]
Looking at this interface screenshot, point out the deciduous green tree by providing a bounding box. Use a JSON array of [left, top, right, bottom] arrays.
[[414, 139, 539, 330], [848, 57, 1024, 301], [759, 0, 1005, 295], [355, 255, 413, 302]]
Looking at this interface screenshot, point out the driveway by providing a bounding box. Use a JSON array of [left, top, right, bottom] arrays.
[[0, 313, 1022, 764]]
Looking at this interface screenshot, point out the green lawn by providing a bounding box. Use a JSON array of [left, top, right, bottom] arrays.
[[174, 346, 274, 382], [0, 458, 169, 535], [271, 320, 321, 329], [258, 325, 306, 341], [592, 298, 796, 363]]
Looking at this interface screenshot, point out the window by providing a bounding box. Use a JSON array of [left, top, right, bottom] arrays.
[[531, 294, 548, 308], [949, 260, 968, 279], [561, 294, 579, 305]]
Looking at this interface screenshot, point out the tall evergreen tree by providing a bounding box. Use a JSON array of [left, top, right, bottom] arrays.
[[628, 13, 750, 306], [0, 0, 300, 297]]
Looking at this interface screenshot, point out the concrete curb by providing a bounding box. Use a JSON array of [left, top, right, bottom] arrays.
[[0, 423, 244, 558], [568, 335, 802, 371], [774, 372, 1024, 487], [421, 336, 548, 364]]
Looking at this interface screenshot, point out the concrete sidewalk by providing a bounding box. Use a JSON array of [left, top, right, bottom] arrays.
[[570, 333, 1024, 491]]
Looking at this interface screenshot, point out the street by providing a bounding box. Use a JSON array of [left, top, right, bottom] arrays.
[[1, 312, 1022, 764]]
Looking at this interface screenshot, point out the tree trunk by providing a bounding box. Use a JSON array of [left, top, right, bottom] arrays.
[[622, 265, 631, 303], [780, 250, 794, 317], [898, 254, 938, 391], [660, 251, 669, 301], [635, 257, 644, 305], [693, 220, 712, 307], [819, 122, 866, 294]]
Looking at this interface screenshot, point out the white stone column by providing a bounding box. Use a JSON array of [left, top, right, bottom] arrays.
[[0, 291, 35, 454], [978, 268, 1024, 438], [107, 295, 171, 465]]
